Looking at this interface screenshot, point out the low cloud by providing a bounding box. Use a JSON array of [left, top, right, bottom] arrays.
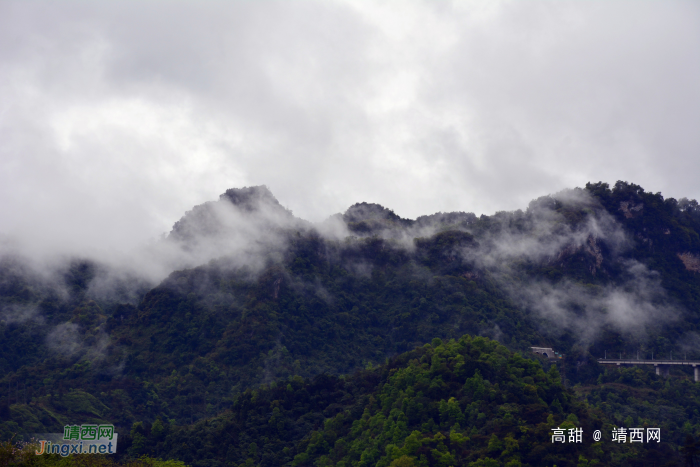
[[472, 189, 629, 268], [0, 182, 691, 354], [46, 321, 116, 367], [0, 186, 309, 307], [511, 260, 679, 345], [453, 189, 681, 345], [46, 322, 82, 358], [0, 304, 42, 325]]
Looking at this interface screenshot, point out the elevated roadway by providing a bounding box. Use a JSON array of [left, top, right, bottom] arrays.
[[597, 359, 700, 380]]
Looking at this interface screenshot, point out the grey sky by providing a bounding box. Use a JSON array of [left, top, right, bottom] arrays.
[[1, 0, 699, 257]]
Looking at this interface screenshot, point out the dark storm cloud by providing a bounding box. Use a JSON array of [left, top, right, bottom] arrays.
[[0, 0, 698, 261]]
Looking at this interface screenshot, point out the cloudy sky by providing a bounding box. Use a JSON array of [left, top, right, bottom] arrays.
[[1, 0, 699, 256]]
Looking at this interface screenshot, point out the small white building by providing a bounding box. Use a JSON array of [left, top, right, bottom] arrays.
[[531, 347, 562, 359]]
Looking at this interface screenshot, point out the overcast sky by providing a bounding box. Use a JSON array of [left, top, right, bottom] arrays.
[[1, 0, 699, 256]]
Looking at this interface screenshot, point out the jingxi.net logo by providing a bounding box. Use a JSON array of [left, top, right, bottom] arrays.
[[34, 424, 118, 457]]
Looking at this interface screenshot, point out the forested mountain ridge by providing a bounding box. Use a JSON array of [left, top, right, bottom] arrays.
[[2, 181, 700, 466]]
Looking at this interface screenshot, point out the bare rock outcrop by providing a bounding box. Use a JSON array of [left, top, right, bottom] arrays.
[[620, 201, 644, 219], [678, 252, 700, 272], [585, 236, 603, 274]]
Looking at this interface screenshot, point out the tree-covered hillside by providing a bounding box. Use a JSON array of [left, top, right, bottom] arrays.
[[119, 336, 677, 467]]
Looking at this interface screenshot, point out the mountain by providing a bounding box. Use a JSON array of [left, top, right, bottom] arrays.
[[1, 181, 700, 466]]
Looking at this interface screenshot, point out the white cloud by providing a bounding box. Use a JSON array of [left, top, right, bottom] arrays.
[[0, 0, 697, 261]]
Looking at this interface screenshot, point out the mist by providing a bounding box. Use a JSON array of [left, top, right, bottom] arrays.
[[508, 260, 679, 345], [1, 2, 698, 360], [455, 189, 683, 347]]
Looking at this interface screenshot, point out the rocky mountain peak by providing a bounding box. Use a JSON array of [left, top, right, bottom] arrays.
[[219, 185, 292, 217], [167, 185, 294, 243]]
